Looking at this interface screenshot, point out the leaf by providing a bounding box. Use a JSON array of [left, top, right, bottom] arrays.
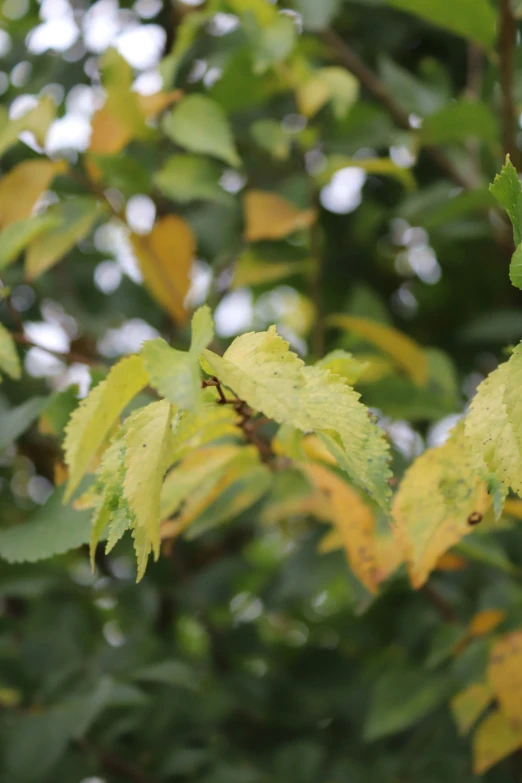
[[315, 350, 369, 386], [419, 101, 498, 146], [316, 155, 415, 191], [509, 244, 522, 291], [130, 215, 195, 325], [0, 214, 60, 271], [250, 119, 290, 160], [385, 0, 496, 50], [0, 95, 55, 158], [142, 306, 214, 410], [473, 709, 522, 775], [154, 154, 231, 205], [0, 159, 67, 228], [302, 462, 379, 592], [64, 355, 149, 500], [393, 423, 490, 588], [163, 95, 241, 168], [327, 314, 428, 385], [169, 402, 239, 464], [202, 326, 391, 508], [490, 155, 522, 246], [0, 323, 20, 380], [243, 190, 317, 242], [297, 67, 359, 119], [25, 197, 101, 280], [232, 249, 312, 288], [468, 610, 506, 638], [292, 0, 340, 30], [0, 396, 48, 451], [451, 682, 493, 736], [488, 631, 522, 728], [0, 486, 91, 563], [160, 9, 210, 87], [124, 400, 174, 578]]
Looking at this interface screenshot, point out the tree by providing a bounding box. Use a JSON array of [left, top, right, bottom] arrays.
[[1, 0, 522, 780]]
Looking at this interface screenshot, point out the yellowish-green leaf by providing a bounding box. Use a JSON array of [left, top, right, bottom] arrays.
[[130, 215, 195, 325], [297, 67, 359, 119], [64, 355, 149, 501], [0, 214, 60, 271], [473, 710, 522, 775], [315, 350, 368, 386], [451, 682, 493, 736], [202, 326, 391, 508], [142, 306, 213, 410], [243, 190, 317, 242], [163, 94, 240, 168], [488, 630, 522, 728], [124, 400, 174, 578], [468, 609, 506, 638], [316, 156, 415, 191], [232, 249, 312, 288], [302, 462, 379, 592], [25, 197, 101, 280], [0, 323, 21, 380], [327, 313, 428, 385], [0, 159, 68, 228], [250, 119, 290, 160], [393, 423, 490, 588], [0, 96, 55, 158], [89, 502, 111, 569], [385, 0, 496, 50], [169, 402, 239, 464], [503, 497, 522, 519]]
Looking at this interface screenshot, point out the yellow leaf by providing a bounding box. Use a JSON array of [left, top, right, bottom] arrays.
[[124, 400, 174, 577], [301, 433, 338, 465], [297, 67, 359, 119], [138, 90, 182, 117], [488, 630, 522, 727], [0, 323, 21, 380], [473, 709, 522, 775], [0, 160, 67, 228], [327, 314, 428, 386], [503, 497, 522, 519], [451, 682, 493, 735], [393, 423, 490, 588], [469, 609, 506, 638], [243, 190, 316, 242], [131, 215, 195, 325], [64, 355, 149, 501], [374, 530, 404, 583], [302, 462, 379, 592], [88, 105, 132, 157]]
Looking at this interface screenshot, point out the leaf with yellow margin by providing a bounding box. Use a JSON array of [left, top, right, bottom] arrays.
[[302, 462, 379, 592], [243, 190, 316, 242], [0, 160, 67, 228], [473, 709, 522, 775], [393, 423, 490, 588], [327, 314, 428, 386], [451, 682, 493, 736], [63, 355, 149, 501], [124, 400, 174, 579], [131, 215, 195, 325], [488, 631, 522, 728]]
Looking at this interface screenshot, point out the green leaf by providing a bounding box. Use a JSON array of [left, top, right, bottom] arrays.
[[142, 306, 214, 410], [490, 156, 522, 245], [163, 95, 241, 168], [91, 154, 152, 196], [0, 95, 55, 158], [0, 486, 91, 563], [0, 396, 48, 451], [0, 214, 60, 270], [419, 101, 498, 146], [64, 355, 150, 500], [154, 154, 231, 205], [292, 0, 340, 30], [123, 400, 174, 578], [385, 0, 496, 49], [0, 323, 21, 379], [510, 244, 522, 291], [202, 326, 391, 508], [25, 197, 102, 280], [250, 119, 290, 160]]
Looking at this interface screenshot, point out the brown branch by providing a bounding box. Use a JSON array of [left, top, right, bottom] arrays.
[[75, 739, 156, 783], [499, 0, 520, 168], [319, 28, 475, 190], [12, 332, 103, 367]]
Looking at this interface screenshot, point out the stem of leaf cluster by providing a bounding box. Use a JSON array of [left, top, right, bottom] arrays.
[[499, 0, 520, 168]]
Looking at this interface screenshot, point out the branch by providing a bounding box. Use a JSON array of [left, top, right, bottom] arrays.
[[499, 0, 519, 168], [319, 28, 475, 190], [12, 332, 103, 367]]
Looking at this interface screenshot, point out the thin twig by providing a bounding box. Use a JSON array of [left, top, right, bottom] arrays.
[[499, 0, 520, 168], [12, 332, 103, 367], [319, 28, 474, 190]]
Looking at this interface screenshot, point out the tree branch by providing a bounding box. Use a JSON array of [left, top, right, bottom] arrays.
[[499, 0, 519, 168], [319, 28, 475, 190]]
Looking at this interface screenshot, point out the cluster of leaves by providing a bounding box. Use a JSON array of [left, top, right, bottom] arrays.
[[4, 0, 522, 779]]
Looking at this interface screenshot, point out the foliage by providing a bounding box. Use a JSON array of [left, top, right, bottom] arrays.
[[3, 1, 522, 781]]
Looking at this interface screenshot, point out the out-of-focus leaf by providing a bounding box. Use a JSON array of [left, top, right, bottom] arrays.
[[0, 396, 48, 451], [0, 96, 55, 158], [25, 197, 101, 280], [488, 630, 522, 726], [131, 215, 195, 325], [155, 155, 231, 205], [297, 67, 359, 119], [473, 709, 522, 775], [292, 0, 341, 30], [0, 214, 60, 270], [0, 323, 21, 379], [0, 160, 67, 228], [243, 190, 316, 241], [164, 95, 241, 168], [419, 101, 498, 146], [459, 308, 522, 343], [315, 350, 369, 386], [232, 248, 311, 288], [385, 0, 496, 49], [0, 486, 91, 563], [250, 119, 290, 160], [317, 155, 415, 190], [327, 313, 428, 385], [90, 154, 152, 196], [468, 609, 506, 637], [451, 682, 493, 736]]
